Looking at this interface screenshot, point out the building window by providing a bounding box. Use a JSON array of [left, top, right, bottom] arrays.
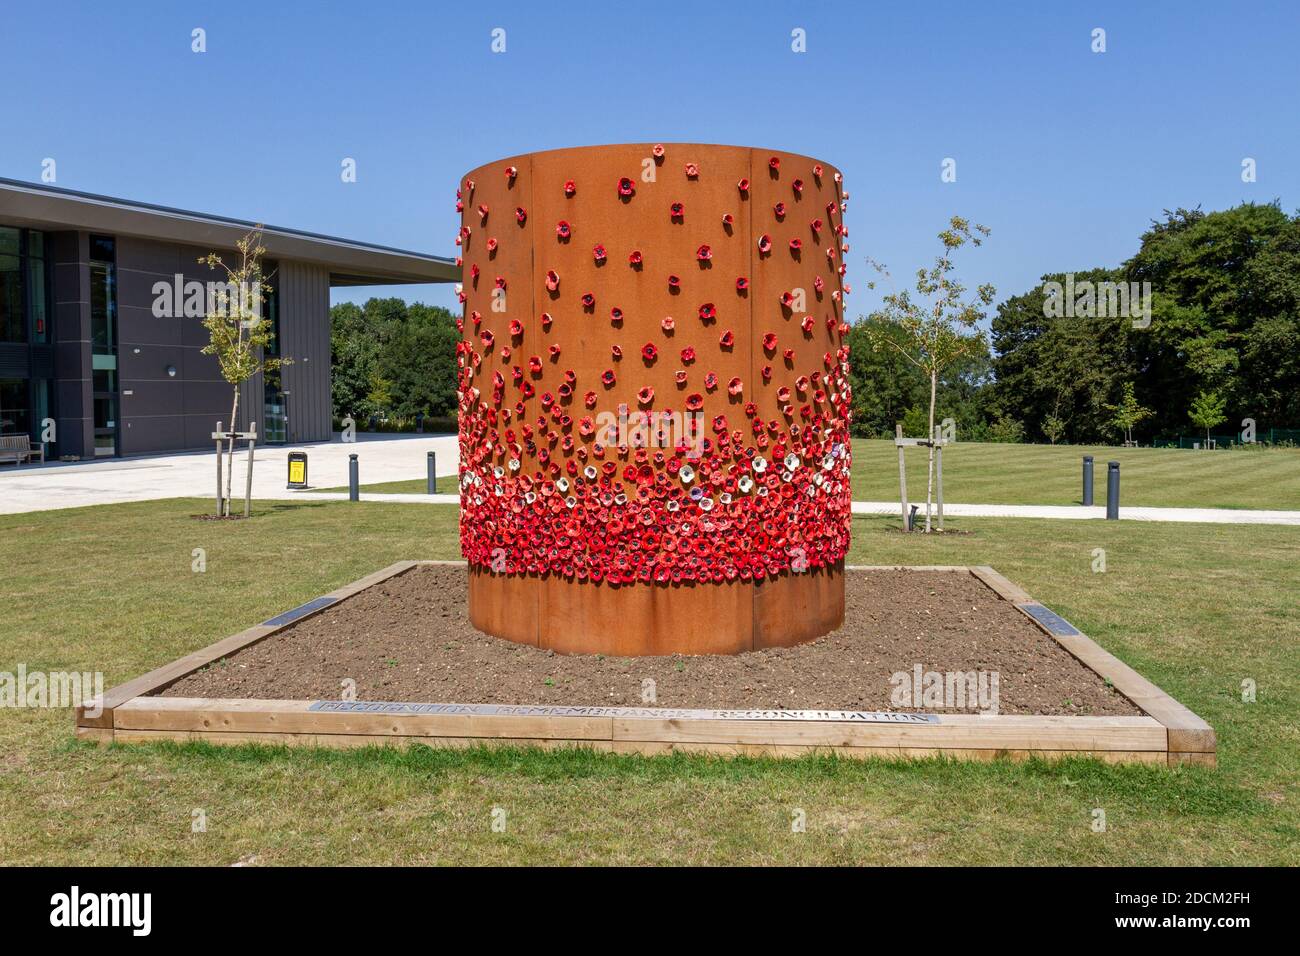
[[0, 378, 28, 436], [89, 235, 118, 456], [0, 225, 52, 344], [0, 227, 23, 342]]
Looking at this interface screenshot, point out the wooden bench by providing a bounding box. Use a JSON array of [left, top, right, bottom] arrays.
[[0, 434, 44, 466]]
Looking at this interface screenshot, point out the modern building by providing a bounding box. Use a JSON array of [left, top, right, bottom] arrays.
[[0, 178, 457, 458]]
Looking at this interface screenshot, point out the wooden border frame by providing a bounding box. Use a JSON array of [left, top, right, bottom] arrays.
[[76, 562, 1214, 767]]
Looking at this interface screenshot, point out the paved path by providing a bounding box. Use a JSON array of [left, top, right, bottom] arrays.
[[259, 492, 1300, 526], [0, 433, 459, 515]]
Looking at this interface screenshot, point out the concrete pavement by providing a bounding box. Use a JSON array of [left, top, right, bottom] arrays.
[[0, 432, 459, 515]]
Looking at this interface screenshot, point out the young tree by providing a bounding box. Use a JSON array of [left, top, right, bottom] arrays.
[[199, 228, 287, 516], [1188, 389, 1228, 444], [865, 217, 996, 532], [1103, 381, 1152, 446]]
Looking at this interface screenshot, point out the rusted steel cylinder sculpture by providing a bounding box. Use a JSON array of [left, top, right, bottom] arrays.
[[455, 143, 852, 655]]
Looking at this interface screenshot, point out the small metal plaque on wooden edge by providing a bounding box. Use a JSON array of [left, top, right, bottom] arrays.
[[308, 700, 940, 723]]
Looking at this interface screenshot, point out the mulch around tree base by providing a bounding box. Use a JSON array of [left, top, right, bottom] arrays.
[[161, 565, 1140, 716]]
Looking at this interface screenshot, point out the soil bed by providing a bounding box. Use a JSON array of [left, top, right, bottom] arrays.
[[161, 565, 1139, 716]]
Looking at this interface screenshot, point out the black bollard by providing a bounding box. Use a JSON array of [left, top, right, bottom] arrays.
[[908, 504, 919, 532], [427, 451, 437, 495], [1082, 455, 1094, 506], [1106, 460, 1120, 520], [349, 454, 359, 502]]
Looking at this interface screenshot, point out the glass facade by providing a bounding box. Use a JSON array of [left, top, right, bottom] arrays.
[[89, 235, 118, 456], [0, 225, 52, 442], [261, 273, 287, 443]]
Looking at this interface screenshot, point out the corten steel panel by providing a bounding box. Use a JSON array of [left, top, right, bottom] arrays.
[[458, 144, 852, 656]]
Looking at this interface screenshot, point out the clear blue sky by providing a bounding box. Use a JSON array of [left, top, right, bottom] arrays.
[[3, 0, 1296, 316]]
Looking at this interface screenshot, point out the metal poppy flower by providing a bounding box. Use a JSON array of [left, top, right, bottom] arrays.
[[611, 344, 623, 360], [509, 319, 524, 337], [637, 386, 655, 406], [494, 276, 507, 290], [762, 332, 778, 351], [789, 238, 802, 251], [505, 166, 518, 182], [685, 162, 699, 177], [675, 370, 688, 385], [774, 202, 786, 218], [584, 390, 598, 407], [652, 144, 665, 158], [685, 393, 704, 411], [545, 270, 560, 291], [515, 207, 527, 224], [618, 177, 636, 197], [761, 365, 772, 381], [696, 244, 712, 261], [814, 275, 825, 292], [642, 342, 658, 362], [719, 329, 734, 348], [581, 293, 595, 308], [680, 346, 697, 363], [661, 316, 675, 332], [670, 202, 684, 219], [704, 372, 718, 389], [722, 213, 735, 227], [527, 356, 542, 374], [486, 238, 498, 253], [757, 234, 772, 254], [780, 291, 795, 308], [549, 344, 562, 360], [792, 179, 804, 195], [810, 218, 823, 234], [768, 156, 780, 171], [801, 315, 816, 334], [698, 302, 716, 321], [469, 263, 480, 280], [727, 377, 743, 396], [601, 369, 616, 386], [777, 386, 792, 403], [593, 244, 607, 263], [812, 164, 823, 179], [541, 312, 554, 329], [736, 277, 749, 292], [563, 180, 576, 196], [668, 275, 681, 290], [556, 220, 571, 240], [477, 203, 490, 222], [628, 250, 643, 266]]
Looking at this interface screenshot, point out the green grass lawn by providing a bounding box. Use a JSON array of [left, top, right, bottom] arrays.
[[341, 440, 1300, 510], [1, 498, 1295, 865]]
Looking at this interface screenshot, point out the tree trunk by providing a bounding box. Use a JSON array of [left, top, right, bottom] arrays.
[[224, 388, 240, 517], [924, 370, 936, 533]]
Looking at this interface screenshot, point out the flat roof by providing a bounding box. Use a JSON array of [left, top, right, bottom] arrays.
[[0, 177, 459, 286]]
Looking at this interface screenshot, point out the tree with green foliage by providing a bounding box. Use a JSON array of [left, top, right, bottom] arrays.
[[865, 217, 996, 531], [1103, 382, 1153, 446], [1188, 389, 1228, 444]]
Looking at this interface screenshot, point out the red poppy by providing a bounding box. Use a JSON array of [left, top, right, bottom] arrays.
[[564, 180, 576, 196], [780, 291, 795, 308], [685, 162, 699, 177], [814, 275, 825, 293], [602, 369, 616, 386], [704, 372, 718, 389], [642, 342, 658, 362], [762, 332, 778, 351], [801, 315, 815, 333], [680, 346, 697, 363], [495, 276, 507, 290], [670, 202, 684, 219], [810, 218, 823, 234], [505, 165, 518, 181], [470, 263, 480, 280], [618, 177, 636, 197], [789, 237, 803, 251], [528, 355, 542, 374], [719, 329, 734, 348], [541, 311, 554, 329], [792, 179, 804, 194], [757, 234, 772, 254], [698, 302, 716, 321], [584, 390, 598, 407], [777, 386, 792, 403], [768, 156, 780, 171], [593, 244, 607, 263], [515, 206, 527, 224], [813, 164, 823, 178], [581, 293, 595, 308], [696, 244, 712, 261], [486, 237, 498, 253], [628, 250, 643, 266], [549, 344, 561, 358], [637, 386, 655, 405], [545, 270, 560, 291], [556, 220, 571, 239], [610, 307, 623, 323], [722, 213, 735, 226], [774, 202, 786, 218], [509, 319, 524, 337], [761, 365, 772, 381], [675, 370, 688, 385], [737, 178, 749, 193], [661, 316, 675, 332], [652, 144, 665, 158], [727, 376, 744, 395], [685, 393, 704, 411], [736, 277, 749, 292], [478, 203, 490, 221], [479, 330, 495, 348]]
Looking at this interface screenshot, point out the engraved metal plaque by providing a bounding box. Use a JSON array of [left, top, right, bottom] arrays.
[[263, 596, 337, 628], [308, 700, 939, 724], [1018, 602, 1082, 636]]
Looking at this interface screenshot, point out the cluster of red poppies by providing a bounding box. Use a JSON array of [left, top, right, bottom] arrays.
[[453, 147, 853, 583]]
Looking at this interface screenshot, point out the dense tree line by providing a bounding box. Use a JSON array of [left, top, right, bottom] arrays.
[[330, 298, 460, 426], [332, 203, 1300, 442]]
